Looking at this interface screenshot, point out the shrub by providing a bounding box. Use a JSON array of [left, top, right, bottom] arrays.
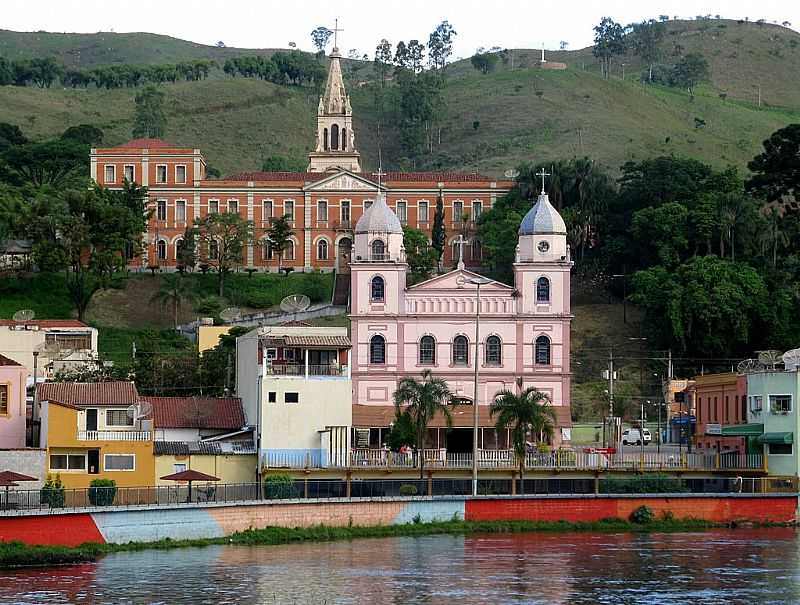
[[264, 474, 295, 499], [600, 474, 687, 494], [194, 295, 224, 317], [88, 479, 117, 506], [660, 509, 675, 521], [630, 505, 655, 524], [399, 484, 418, 497], [40, 474, 65, 508]]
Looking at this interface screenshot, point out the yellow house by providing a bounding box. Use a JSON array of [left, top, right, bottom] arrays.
[[154, 442, 257, 486], [38, 382, 155, 490]]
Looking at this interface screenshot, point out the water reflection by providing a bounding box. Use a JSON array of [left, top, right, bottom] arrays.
[[0, 529, 797, 604]]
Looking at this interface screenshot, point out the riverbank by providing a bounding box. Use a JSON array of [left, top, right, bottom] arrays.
[[0, 516, 753, 568]]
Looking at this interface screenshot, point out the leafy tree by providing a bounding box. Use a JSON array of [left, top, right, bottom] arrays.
[[627, 20, 666, 82], [405, 40, 426, 73], [746, 124, 800, 202], [266, 215, 294, 272], [760, 207, 789, 268], [374, 39, 393, 87], [470, 51, 499, 74], [261, 154, 305, 172], [150, 273, 193, 329], [631, 202, 689, 267], [431, 193, 446, 267], [310, 27, 333, 54], [386, 410, 416, 450], [61, 124, 104, 146], [132, 85, 167, 138], [670, 53, 709, 98], [593, 17, 626, 78], [194, 212, 254, 296], [0, 138, 88, 188], [199, 326, 250, 395], [0, 123, 27, 151], [490, 386, 556, 494], [403, 226, 437, 283], [29, 57, 62, 88], [393, 370, 457, 478], [394, 41, 409, 74], [477, 189, 528, 283], [427, 20, 457, 71], [176, 226, 198, 270]]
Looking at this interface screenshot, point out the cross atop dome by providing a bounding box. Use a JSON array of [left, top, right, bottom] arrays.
[[536, 167, 550, 195]]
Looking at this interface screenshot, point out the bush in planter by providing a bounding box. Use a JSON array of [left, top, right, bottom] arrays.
[[88, 479, 117, 506], [630, 505, 655, 524], [40, 474, 65, 509], [399, 484, 419, 496], [264, 474, 296, 499]]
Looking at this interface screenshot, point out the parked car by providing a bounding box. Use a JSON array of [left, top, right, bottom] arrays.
[[622, 428, 650, 446], [641, 428, 652, 445]]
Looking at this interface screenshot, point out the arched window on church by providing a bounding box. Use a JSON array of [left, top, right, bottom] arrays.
[[485, 335, 502, 365], [371, 276, 385, 302], [371, 239, 385, 260], [323, 128, 329, 151], [317, 239, 329, 260], [370, 335, 386, 364], [419, 335, 436, 365], [453, 335, 469, 366], [175, 239, 185, 264], [536, 277, 550, 303], [157, 239, 167, 261], [341, 127, 347, 151], [331, 124, 339, 150], [535, 335, 551, 365]]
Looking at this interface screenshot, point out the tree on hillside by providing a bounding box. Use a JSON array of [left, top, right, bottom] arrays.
[[593, 17, 626, 78], [194, 212, 254, 296], [0, 123, 27, 151], [150, 273, 193, 329], [431, 193, 446, 268], [490, 386, 556, 494], [631, 202, 689, 267], [29, 57, 62, 88], [374, 39, 393, 87], [0, 139, 88, 188], [61, 124, 104, 146], [176, 226, 198, 271], [470, 50, 499, 74], [403, 226, 438, 283], [427, 20, 457, 71], [393, 370, 457, 479], [627, 19, 666, 82], [266, 215, 294, 273], [746, 124, 800, 202], [132, 86, 167, 138], [670, 53, 709, 99], [310, 27, 333, 54], [261, 154, 306, 172]]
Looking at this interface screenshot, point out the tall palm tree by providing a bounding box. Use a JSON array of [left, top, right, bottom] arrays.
[[760, 207, 788, 268], [490, 386, 556, 495], [393, 370, 457, 479], [150, 273, 193, 329]]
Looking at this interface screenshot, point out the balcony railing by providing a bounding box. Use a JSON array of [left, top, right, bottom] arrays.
[[265, 448, 765, 472], [78, 430, 152, 441], [334, 220, 353, 231], [264, 363, 348, 378]]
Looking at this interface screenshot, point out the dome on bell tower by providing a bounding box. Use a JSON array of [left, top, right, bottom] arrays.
[[354, 194, 402, 235], [519, 193, 566, 235]]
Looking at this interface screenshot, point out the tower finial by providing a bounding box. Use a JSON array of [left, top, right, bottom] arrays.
[[536, 167, 550, 195], [332, 18, 343, 53], [455, 234, 467, 270]]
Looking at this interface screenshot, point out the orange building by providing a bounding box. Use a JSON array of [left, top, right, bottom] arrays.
[[91, 46, 513, 273]]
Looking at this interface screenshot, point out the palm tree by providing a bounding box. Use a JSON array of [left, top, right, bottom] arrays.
[[490, 386, 556, 495], [150, 273, 193, 329], [760, 207, 788, 268], [393, 370, 458, 479]]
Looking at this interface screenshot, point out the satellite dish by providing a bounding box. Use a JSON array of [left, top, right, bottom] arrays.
[[126, 401, 153, 420], [219, 307, 242, 323], [13, 309, 35, 322], [757, 350, 783, 370], [504, 169, 521, 179], [783, 349, 800, 371], [280, 294, 311, 313]]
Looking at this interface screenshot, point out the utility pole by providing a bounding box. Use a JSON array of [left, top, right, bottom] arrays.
[[603, 350, 616, 447]]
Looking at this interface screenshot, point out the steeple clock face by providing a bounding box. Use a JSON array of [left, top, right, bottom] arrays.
[[537, 240, 550, 253]]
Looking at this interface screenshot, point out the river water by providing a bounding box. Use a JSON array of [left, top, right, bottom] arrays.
[[1, 529, 799, 604]]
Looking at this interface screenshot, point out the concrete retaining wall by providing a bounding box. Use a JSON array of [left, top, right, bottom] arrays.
[[0, 494, 795, 547]]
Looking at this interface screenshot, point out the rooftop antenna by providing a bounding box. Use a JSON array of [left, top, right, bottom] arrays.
[[12, 309, 35, 322], [280, 294, 311, 313], [126, 400, 153, 424], [536, 167, 550, 195], [219, 307, 242, 323], [503, 168, 520, 179]]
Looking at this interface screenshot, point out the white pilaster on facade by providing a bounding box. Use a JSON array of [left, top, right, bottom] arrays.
[[247, 190, 255, 267], [193, 192, 200, 220], [90, 151, 97, 181], [304, 192, 312, 271], [141, 153, 149, 187]]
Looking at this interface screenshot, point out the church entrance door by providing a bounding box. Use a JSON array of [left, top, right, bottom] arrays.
[[337, 238, 352, 273]]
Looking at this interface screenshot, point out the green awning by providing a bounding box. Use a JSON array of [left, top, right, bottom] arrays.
[[758, 432, 793, 445], [721, 424, 764, 437]]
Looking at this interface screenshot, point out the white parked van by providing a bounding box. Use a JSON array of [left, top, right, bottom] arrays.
[[622, 428, 651, 446]]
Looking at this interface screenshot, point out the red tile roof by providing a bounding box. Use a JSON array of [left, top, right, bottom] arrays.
[[0, 320, 89, 328], [36, 381, 139, 406], [220, 170, 498, 184], [0, 353, 21, 367], [223, 171, 317, 182], [111, 138, 177, 149], [144, 396, 246, 430]]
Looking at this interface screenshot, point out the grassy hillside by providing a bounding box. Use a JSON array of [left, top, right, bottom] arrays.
[[0, 19, 798, 175]]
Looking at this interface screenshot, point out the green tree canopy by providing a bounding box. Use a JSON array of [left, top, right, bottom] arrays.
[[746, 123, 800, 203], [194, 212, 254, 296], [403, 226, 437, 284], [132, 85, 167, 139]]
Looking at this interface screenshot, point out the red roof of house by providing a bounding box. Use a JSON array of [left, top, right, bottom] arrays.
[[0, 320, 89, 328], [220, 170, 499, 184], [0, 353, 21, 367], [144, 396, 246, 430], [223, 171, 317, 182], [36, 381, 139, 406], [112, 138, 177, 149]]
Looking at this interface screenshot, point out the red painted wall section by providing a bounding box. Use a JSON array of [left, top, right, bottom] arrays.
[[0, 514, 105, 547], [466, 497, 797, 524]]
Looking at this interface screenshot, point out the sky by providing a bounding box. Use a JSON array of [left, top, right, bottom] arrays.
[[3, 0, 799, 58]]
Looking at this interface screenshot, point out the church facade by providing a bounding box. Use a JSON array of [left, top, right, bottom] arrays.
[[90, 47, 512, 273], [349, 186, 573, 450]]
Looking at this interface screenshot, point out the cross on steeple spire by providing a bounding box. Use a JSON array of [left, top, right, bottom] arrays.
[[536, 167, 550, 195], [332, 18, 343, 52]]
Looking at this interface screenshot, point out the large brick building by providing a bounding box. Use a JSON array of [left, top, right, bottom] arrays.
[[91, 47, 513, 272]]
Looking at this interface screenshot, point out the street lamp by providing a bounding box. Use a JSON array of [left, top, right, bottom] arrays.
[[467, 276, 492, 497]]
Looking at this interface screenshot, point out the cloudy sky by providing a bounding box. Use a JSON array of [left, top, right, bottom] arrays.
[[4, 0, 798, 58]]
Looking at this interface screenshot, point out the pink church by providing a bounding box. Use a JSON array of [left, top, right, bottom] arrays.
[[350, 186, 573, 453]]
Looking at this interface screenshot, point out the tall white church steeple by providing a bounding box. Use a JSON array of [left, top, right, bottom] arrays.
[[307, 39, 361, 173]]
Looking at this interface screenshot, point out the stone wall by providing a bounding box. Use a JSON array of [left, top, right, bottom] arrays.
[[0, 449, 45, 489]]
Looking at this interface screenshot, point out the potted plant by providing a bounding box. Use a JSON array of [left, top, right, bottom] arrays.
[[40, 473, 65, 509], [88, 478, 117, 506]]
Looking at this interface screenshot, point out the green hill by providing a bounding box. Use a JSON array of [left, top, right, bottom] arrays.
[[0, 19, 798, 175]]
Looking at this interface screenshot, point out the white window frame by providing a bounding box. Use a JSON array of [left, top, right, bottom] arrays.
[[284, 239, 296, 261], [208, 199, 219, 214], [262, 199, 274, 222], [317, 200, 328, 223], [49, 452, 87, 472], [175, 200, 187, 223], [340, 200, 351, 224], [266, 348, 278, 360], [175, 164, 187, 184], [156, 199, 167, 222], [123, 164, 135, 183], [104, 453, 136, 472], [157, 239, 168, 261], [283, 200, 295, 222], [104, 165, 116, 184], [472, 201, 483, 221], [453, 200, 464, 223], [750, 395, 763, 413], [396, 200, 408, 224], [418, 201, 429, 224], [769, 394, 792, 414], [317, 239, 329, 260], [173, 463, 187, 473], [155, 164, 168, 184], [106, 409, 134, 427], [768, 442, 793, 456], [227, 199, 239, 214]]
